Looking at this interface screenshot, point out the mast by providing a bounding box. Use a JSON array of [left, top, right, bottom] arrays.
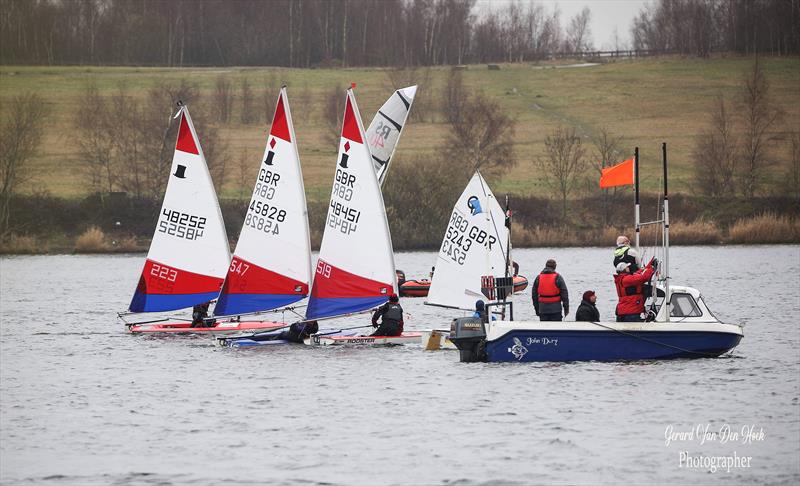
[[634, 146, 640, 252], [662, 142, 670, 322], [502, 194, 511, 320]]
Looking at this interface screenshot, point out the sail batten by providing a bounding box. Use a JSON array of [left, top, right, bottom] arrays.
[[214, 88, 311, 316], [306, 90, 397, 321]]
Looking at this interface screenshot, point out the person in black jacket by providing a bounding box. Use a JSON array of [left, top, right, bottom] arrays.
[[250, 320, 319, 343], [371, 294, 404, 336], [575, 290, 600, 322]]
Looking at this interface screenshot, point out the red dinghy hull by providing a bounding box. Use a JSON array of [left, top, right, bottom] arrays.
[[128, 320, 286, 335], [400, 276, 528, 298]]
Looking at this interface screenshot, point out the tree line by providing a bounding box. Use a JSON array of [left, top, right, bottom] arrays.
[[3, 0, 796, 68], [632, 0, 799, 57]]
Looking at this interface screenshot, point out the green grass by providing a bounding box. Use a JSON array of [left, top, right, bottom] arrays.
[[1, 56, 798, 200]]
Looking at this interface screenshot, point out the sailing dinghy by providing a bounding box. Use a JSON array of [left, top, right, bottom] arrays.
[[223, 90, 420, 347], [303, 89, 420, 346], [127, 92, 309, 334], [123, 103, 232, 333], [449, 144, 743, 362], [420, 171, 514, 349]]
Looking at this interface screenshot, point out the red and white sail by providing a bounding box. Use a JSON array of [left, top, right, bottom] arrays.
[[306, 89, 397, 320], [214, 88, 311, 316], [130, 105, 230, 312], [426, 172, 509, 310], [366, 85, 417, 186]]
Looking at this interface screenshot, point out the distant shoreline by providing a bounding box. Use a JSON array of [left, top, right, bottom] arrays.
[[2, 213, 797, 255]]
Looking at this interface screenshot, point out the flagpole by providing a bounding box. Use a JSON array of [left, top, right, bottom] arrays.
[[634, 146, 640, 253], [662, 142, 670, 323]]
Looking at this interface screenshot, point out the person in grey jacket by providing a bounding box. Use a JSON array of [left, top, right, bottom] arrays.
[[532, 259, 569, 321]]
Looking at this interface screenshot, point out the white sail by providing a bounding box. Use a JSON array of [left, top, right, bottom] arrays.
[[306, 89, 397, 320], [129, 105, 230, 312], [426, 172, 509, 310], [214, 88, 311, 316], [366, 85, 417, 186]]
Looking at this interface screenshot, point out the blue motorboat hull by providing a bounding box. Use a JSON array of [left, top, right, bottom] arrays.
[[485, 329, 743, 362]]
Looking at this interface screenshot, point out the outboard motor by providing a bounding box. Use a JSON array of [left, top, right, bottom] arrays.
[[449, 317, 487, 362]]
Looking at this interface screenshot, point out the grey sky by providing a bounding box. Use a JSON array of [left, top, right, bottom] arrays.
[[475, 0, 649, 50]]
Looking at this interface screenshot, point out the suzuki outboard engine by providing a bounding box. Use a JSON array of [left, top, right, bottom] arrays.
[[450, 317, 487, 362]]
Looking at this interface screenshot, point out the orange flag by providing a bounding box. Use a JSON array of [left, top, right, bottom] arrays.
[[599, 158, 634, 188]]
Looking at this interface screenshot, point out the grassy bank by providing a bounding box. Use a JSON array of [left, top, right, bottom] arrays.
[[1, 56, 799, 201]]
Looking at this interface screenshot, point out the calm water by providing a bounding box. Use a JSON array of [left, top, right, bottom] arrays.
[[1, 246, 799, 486]]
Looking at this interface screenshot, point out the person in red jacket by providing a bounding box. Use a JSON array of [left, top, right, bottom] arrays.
[[614, 258, 657, 322]]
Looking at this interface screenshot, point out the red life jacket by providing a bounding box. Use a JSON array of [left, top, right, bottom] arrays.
[[614, 266, 655, 315], [537, 272, 561, 303]]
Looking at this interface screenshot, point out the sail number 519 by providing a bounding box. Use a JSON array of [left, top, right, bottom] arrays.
[[316, 261, 332, 278]]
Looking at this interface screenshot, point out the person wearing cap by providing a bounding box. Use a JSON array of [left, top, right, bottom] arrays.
[[575, 291, 600, 322], [614, 258, 657, 322], [614, 235, 641, 273], [473, 300, 497, 323], [371, 293, 404, 336], [532, 259, 569, 321]]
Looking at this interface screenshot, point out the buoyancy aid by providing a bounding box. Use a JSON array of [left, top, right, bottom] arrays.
[[382, 302, 403, 322], [614, 265, 655, 315], [537, 272, 561, 303]]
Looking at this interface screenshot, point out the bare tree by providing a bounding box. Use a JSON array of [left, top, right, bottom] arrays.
[[239, 76, 257, 124], [384, 65, 431, 122], [538, 126, 586, 219], [441, 70, 516, 176], [591, 127, 624, 225], [693, 95, 738, 197], [214, 75, 234, 124], [0, 93, 47, 236], [441, 69, 466, 124], [739, 57, 781, 198], [75, 84, 116, 193], [786, 131, 800, 201], [261, 72, 282, 123], [564, 7, 592, 53], [323, 84, 344, 147], [74, 80, 228, 202]]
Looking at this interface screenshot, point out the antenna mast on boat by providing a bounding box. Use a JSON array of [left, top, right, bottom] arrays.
[[662, 142, 670, 322], [634, 146, 640, 252]]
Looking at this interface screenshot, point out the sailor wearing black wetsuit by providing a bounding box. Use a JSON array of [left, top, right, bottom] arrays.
[[371, 294, 404, 336], [251, 321, 319, 343]]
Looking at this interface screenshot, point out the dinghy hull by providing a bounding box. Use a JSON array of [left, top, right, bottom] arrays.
[[217, 329, 359, 347], [304, 332, 422, 346], [128, 320, 286, 335]]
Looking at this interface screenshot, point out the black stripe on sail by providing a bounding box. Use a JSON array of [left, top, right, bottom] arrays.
[[395, 91, 411, 109], [379, 111, 402, 131], [372, 155, 389, 166]]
